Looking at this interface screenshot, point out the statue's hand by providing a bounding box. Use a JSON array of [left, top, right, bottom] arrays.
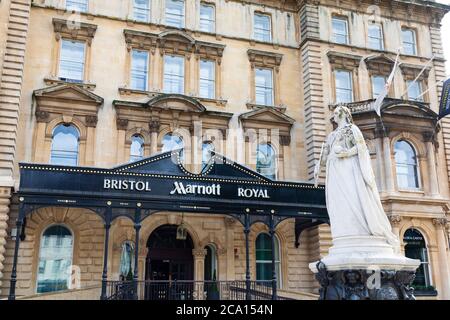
[[336, 150, 349, 158]]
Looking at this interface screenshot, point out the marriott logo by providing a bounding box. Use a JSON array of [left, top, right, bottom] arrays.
[[170, 181, 221, 196]]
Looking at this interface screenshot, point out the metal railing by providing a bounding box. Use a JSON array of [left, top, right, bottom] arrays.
[[105, 280, 290, 300]]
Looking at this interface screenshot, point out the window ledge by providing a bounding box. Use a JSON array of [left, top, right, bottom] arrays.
[[246, 102, 287, 113], [44, 77, 96, 90], [397, 189, 425, 195]]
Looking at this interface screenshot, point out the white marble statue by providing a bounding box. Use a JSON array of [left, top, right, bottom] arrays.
[[314, 105, 400, 250]]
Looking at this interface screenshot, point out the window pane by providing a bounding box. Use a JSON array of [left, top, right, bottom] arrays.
[[59, 40, 85, 82], [332, 18, 348, 44], [254, 14, 271, 42], [256, 143, 276, 179], [66, 0, 88, 12], [255, 233, 281, 286], [134, 0, 150, 22], [372, 76, 386, 98], [402, 29, 417, 55], [131, 50, 149, 91], [50, 125, 79, 166], [335, 70, 353, 103], [199, 60, 215, 99], [37, 226, 73, 293], [255, 68, 273, 106], [164, 55, 185, 94], [200, 4, 215, 33], [162, 133, 184, 161], [166, 0, 185, 28], [404, 229, 431, 288], [130, 135, 144, 162], [119, 242, 135, 278], [202, 142, 215, 170], [395, 140, 419, 189], [368, 24, 383, 50], [407, 81, 423, 102]]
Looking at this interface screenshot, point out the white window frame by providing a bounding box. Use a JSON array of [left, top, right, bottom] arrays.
[[199, 59, 216, 99], [334, 69, 354, 103], [394, 140, 421, 191], [163, 55, 185, 94], [165, 0, 185, 29], [371, 75, 387, 99], [130, 134, 145, 162], [66, 0, 88, 12], [199, 3, 215, 33], [402, 28, 418, 56], [133, 0, 150, 22], [59, 39, 86, 83], [253, 13, 272, 42], [406, 80, 424, 102], [130, 49, 149, 91], [255, 232, 282, 288], [368, 23, 384, 50], [332, 16, 349, 45], [255, 68, 274, 106]]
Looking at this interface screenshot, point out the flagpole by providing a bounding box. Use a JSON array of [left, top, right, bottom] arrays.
[[415, 75, 450, 101]]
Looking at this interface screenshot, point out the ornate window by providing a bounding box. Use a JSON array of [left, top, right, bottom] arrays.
[[394, 140, 420, 190], [255, 68, 274, 106], [133, 0, 150, 22], [199, 60, 215, 99], [131, 49, 149, 91], [402, 28, 417, 56], [332, 16, 349, 44], [164, 55, 185, 94], [37, 225, 73, 293], [165, 0, 185, 28], [119, 241, 135, 280], [162, 133, 184, 160], [372, 75, 387, 99], [200, 3, 215, 33], [255, 233, 281, 288], [368, 23, 384, 50], [202, 141, 215, 171], [204, 244, 217, 281], [50, 124, 80, 166], [404, 229, 432, 289], [256, 143, 276, 180], [59, 40, 86, 83], [130, 135, 145, 162], [66, 0, 88, 12], [254, 13, 272, 42], [334, 70, 353, 103]]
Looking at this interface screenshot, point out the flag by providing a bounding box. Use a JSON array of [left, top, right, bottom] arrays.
[[438, 78, 450, 120], [373, 51, 400, 117]]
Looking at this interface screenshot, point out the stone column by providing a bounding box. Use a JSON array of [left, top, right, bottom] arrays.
[[433, 218, 450, 299], [424, 135, 439, 196], [192, 248, 206, 300], [383, 134, 396, 193], [225, 217, 236, 281], [149, 120, 160, 155], [0, 188, 11, 296]]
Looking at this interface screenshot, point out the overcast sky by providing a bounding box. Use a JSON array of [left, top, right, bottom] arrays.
[[438, 0, 450, 75]]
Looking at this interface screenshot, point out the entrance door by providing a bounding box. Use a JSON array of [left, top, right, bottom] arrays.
[[145, 225, 194, 300]]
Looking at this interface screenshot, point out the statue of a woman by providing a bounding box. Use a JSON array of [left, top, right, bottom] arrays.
[[314, 106, 399, 250]]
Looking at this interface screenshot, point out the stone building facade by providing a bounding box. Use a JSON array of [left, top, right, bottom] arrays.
[[0, 0, 449, 299]]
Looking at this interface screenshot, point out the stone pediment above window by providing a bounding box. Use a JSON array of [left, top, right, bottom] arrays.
[[123, 29, 225, 59], [247, 49, 283, 71], [146, 94, 207, 113], [53, 18, 97, 45], [239, 108, 294, 145], [327, 51, 362, 70], [33, 84, 103, 126], [399, 63, 431, 81], [364, 54, 396, 75]]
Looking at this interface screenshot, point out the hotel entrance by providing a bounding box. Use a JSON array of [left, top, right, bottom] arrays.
[[145, 225, 194, 300]]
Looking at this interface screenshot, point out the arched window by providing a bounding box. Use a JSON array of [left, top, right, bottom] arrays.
[[50, 124, 80, 166], [119, 241, 135, 280], [204, 244, 217, 281], [255, 233, 281, 288], [256, 143, 277, 180], [130, 135, 144, 162], [162, 133, 184, 160], [202, 141, 215, 171], [394, 140, 420, 190], [404, 229, 432, 289], [37, 225, 73, 293]]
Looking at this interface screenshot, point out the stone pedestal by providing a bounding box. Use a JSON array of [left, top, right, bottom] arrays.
[[309, 236, 421, 300]]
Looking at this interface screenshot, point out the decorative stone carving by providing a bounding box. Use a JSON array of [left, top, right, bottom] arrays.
[[388, 215, 402, 226], [35, 110, 50, 123], [247, 49, 283, 72], [433, 218, 449, 227], [327, 51, 362, 70], [400, 63, 431, 81], [53, 18, 97, 45], [116, 118, 129, 131], [192, 248, 207, 257], [149, 120, 161, 133], [85, 115, 98, 127]]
